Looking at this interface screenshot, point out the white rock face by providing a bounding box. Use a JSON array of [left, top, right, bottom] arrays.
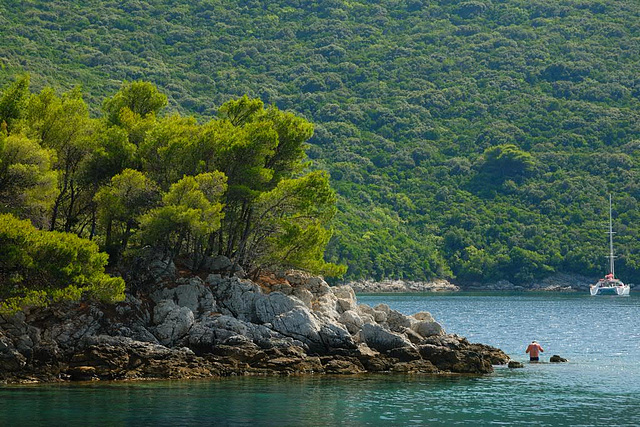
[[152, 277, 216, 317], [144, 269, 446, 355], [332, 285, 357, 313], [292, 288, 314, 308], [339, 310, 364, 334], [209, 276, 262, 322], [271, 307, 322, 349], [255, 292, 306, 324], [152, 300, 195, 346]]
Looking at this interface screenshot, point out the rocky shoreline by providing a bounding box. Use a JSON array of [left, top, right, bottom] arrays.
[[0, 255, 510, 384], [347, 273, 629, 293], [347, 279, 460, 293]]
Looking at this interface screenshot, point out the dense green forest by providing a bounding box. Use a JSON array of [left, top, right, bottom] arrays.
[[0, 78, 343, 312], [1, 0, 640, 283]]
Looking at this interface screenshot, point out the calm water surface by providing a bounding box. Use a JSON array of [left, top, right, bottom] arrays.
[[1, 292, 638, 426]]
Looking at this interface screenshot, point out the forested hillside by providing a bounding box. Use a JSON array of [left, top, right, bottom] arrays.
[[2, 0, 640, 283]]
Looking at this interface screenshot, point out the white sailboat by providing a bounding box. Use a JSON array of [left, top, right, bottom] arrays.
[[590, 195, 630, 296]]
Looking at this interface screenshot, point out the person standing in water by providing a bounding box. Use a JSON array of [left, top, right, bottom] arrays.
[[526, 340, 544, 361]]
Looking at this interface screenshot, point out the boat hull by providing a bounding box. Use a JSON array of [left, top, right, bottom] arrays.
[[590, 284, 630, 296]]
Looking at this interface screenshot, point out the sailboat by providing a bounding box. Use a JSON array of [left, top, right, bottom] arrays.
[[589, 195, 630, 296]]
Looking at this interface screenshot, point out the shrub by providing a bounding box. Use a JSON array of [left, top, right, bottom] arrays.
[[0, 213, 125, 314]]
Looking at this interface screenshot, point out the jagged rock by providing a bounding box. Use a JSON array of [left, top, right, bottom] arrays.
[[338, 310, 364, 334], [116, 294, 152, 325], [418, 344, 492, 373], [210, 276, 262, 322], [292, 288, 314, 308], [373, 310, 387, 323], [374, 303, 390, 314], [417, 336, 508, 373], [403, 327, 425, 344], [44, 306, 104, 352], [270, 307, 322, 351], [0, 269, 509, 383], [318, 323, 356, 351], [0, 334, 27, 371], [550, 355, 568, 363], [413, 320, 444, 338], [332, 285, 357, 313], [508, 361, 524, 368], [148, 257, 176, 283], [67, 335, 217, 380], [359, 313, 375, 325], [152, 300, 195, 346], [68, 366, 97, 381], [390, 359, 438, 373], [348, 279, 460, 293], [255, 292, 306, 324], [360, 323, 413, 352], [386, 309, 412, 332], [151, 277, 216, 318], [357, 304, 375, 318]]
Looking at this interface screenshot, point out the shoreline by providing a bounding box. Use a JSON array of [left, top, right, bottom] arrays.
[[0, 254, 510, 384], [346, 273, 620, 294]]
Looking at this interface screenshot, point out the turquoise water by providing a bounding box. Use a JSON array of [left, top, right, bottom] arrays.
[[1, 292, 638, 426]]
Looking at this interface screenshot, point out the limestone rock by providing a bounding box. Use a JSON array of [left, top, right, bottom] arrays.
[[338, 310, 364, 334], [550, 355, 568, 363], [386, 309, 412, 332], [210, 276, 262, 322], [360, 323, 413, 352], [255, 292, 306, 324], [508, 361, 524, 368], [413, 320, 444, 338], [152, 300, 195, 346], [292, 288, 314, 308], [318, 323, 356, 350], [151, 276, 216, 317], [271, 307, 322, 351]]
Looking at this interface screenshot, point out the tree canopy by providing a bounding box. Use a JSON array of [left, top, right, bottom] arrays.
[[1, 0, 640, 283], [0, 77, 344, 311]]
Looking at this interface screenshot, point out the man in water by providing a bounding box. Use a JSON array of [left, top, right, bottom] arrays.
[[526, 340, 544, 362]]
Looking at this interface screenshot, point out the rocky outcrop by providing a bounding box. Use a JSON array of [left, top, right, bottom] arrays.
[[348, 279, 460, 293], [0, 265, 509, 383], [549, 355, 568, 363]]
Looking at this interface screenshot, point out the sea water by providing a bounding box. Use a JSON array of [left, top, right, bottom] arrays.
[[1, 292, 638, 426]]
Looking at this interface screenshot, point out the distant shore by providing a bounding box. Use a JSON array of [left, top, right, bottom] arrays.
[[347, 273, 623, 293]]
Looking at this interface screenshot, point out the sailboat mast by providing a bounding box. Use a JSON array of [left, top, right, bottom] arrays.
[[608, 194, 615, 277]]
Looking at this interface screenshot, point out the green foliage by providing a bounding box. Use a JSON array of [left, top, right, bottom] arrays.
[[481, 144, 536, 181], [4, 0, 640, 283], [250, 171, 345, 276], [94, 169, 160, 261], [0, 213, 125, 314], [103, 80, 167, 127], [0, 74, 29, 133], [139, 172, 226, 268], [0, 133, 57, 225]]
